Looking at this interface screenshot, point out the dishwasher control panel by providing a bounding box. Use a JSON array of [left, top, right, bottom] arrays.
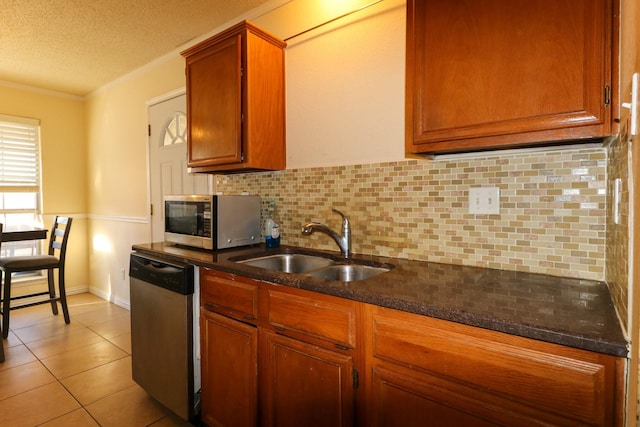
[[129, 253, 194, 295]]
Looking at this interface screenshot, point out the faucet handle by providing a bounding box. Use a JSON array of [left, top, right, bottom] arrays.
[[332, 208, 350, 231], [332, 208, 348, 222]]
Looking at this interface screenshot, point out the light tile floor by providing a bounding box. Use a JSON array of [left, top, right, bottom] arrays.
[[0, 293, 193, 427]]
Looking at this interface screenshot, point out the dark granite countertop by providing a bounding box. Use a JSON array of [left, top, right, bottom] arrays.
[[132, 242, 628, 357]]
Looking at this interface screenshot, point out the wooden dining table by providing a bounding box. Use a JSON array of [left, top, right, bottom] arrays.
[[2, 228, 47, 242]]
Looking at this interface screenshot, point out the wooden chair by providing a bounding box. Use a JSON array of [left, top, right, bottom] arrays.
[[0, 216, 73, 339]]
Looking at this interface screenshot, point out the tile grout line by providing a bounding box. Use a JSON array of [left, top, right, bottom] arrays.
[[11, 318, 103, 425], [1, 295, 179, 426], [4, 300, 131, 426]]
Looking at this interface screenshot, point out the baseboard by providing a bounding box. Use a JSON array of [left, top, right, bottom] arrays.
[[66, 285, 90, 295], [88, 287, 130, 311]]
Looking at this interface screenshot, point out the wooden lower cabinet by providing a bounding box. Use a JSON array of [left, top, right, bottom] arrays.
[[199, 268, 624, 427], [363, 304, 624, 427], [261, 330, 355, 427], [199, 268, 358, 427], [200, 308, 258, 427]]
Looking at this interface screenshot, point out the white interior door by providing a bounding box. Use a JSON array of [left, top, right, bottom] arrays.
[[148, 91, 211, 242]]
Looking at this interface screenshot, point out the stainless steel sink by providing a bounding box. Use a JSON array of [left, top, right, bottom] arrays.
[[237, 253, 335, 274], [304, 264, 390, 282], [235, 251, 392, 282]]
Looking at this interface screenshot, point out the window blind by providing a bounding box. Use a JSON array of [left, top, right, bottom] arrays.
[[0, 114, 43, 261], [0, 115, 40, 193]]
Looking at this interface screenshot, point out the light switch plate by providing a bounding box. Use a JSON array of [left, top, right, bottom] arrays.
[[614, 178, 622, 224], [469, 187, 500, 215]]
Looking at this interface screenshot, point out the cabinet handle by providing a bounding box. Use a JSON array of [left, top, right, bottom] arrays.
[[334, 343, 350, 351], [273, 325, 286, 332], [243, 315, 255, 321], [203, 302, 216, 311]]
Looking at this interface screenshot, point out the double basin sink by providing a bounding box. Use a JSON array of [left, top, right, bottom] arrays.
[[234, 252, 392, 282]]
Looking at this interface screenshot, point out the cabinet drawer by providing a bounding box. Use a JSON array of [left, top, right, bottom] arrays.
[[371, 308, 617, 426], [201, 269, 258, 323], [267, 289, 356, 349]]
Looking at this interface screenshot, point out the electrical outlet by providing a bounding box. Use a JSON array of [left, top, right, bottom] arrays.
[[469, 187, 500, 215]]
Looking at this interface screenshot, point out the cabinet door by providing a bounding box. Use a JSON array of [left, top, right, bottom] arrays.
[[371, 366, 502, 427], [201, 309, 257, 427], [616, 0, 640, 133], [261, 330, 355, 427], [185, 34, 242, 168], [406, 0, 611, 154]]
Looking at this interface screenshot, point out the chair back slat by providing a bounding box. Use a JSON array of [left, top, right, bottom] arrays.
[[48, 216, 73, 260]]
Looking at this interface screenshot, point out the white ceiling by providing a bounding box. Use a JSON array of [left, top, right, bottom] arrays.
[[0, 0, 271, 96]]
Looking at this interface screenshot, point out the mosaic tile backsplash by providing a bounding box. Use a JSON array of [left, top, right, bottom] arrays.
[[605, 134, 629, 333], [215, 147, 607, 280]]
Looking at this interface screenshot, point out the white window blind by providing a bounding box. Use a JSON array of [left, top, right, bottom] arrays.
[[0, 114, 43, 258], [0, 115, 40, 192]]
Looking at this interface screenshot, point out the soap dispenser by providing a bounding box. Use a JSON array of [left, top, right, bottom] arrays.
[[265, 200, 280, 248]]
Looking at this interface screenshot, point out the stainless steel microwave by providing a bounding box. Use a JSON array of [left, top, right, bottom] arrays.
[[164, 194, 261, 250]]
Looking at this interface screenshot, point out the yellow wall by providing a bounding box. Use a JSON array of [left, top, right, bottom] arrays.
[[0, 84, 88, 292], [85, 57, 185, 306], [86, 59, 185, 217]]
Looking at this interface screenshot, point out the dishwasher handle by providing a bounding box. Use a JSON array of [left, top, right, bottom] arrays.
[[140, 258, 184, 274]]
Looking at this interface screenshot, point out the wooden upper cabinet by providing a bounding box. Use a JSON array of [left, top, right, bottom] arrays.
[[181, 21, 286, 173], [406, 0, 613, 154], [614, 0, 639, 137]]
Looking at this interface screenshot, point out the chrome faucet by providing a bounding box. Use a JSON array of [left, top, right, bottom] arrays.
[[302, 208, 351, 258]]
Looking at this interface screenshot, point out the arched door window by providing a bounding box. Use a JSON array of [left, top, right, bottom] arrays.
[[162, 112, 187, 146]]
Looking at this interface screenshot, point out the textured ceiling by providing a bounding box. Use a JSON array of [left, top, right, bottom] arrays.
[[0, 0, 271, 96]]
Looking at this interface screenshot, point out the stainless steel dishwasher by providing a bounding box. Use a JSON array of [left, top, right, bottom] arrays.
[[129, 252, 200, 421]]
